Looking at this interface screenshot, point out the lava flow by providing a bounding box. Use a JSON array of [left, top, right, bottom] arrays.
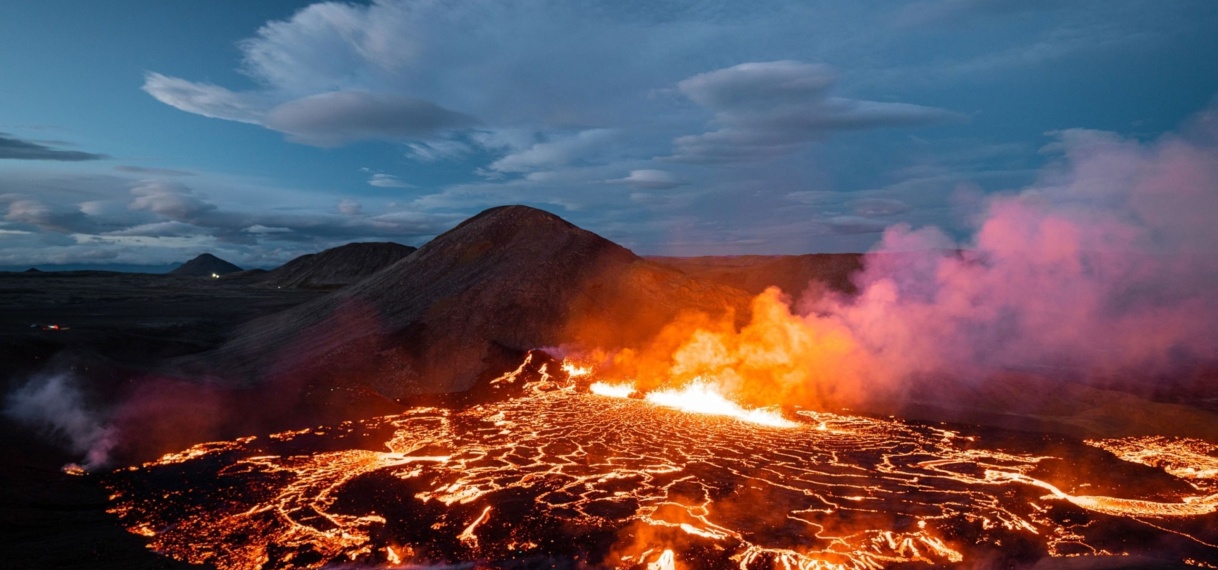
[[104, 360, 1218, 570]]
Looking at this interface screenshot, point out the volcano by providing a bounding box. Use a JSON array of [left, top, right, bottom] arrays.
[[194, 205, 751, 400], [8, 206, 1218, 570], [169, 253, 243, 277], [258, 242, 416, 289]]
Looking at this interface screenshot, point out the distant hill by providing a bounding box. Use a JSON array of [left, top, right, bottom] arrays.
[[259, 242, 416, 289], [190, 205, 751, 401], [649, 253, 864, 299], [169, 254, 243, 277], [0, 263, 181, 273]]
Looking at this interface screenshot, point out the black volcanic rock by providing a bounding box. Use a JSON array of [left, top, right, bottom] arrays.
[[169, 253, 242, 277], [259, 242, 416, 289], [197, 205, 751, 401]]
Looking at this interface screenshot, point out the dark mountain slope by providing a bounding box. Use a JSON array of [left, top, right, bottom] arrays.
[[194, 206, 752, 400], [259, 242, 416, 289], [169, 253, 242, 277]]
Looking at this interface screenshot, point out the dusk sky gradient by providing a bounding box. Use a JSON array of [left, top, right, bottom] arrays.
[[1, 0, 1216, 267]]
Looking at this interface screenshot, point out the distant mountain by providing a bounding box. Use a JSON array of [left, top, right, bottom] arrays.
[[169, 254, 243, 277], [0, 263, 181, 273], [259, 242, 416, 289], [649, 253, 864, 299], [191, 205, 751, 402]]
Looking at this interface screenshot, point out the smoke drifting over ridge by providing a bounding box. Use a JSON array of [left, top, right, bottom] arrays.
[[605, 107, 1218, 409]]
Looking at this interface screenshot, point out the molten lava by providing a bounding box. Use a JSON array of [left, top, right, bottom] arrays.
[[642, 379, 795, 428], [103, 359, 1218, 570]]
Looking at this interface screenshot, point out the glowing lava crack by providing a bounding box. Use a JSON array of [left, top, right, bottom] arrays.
[[105, 372, 1218, 570]]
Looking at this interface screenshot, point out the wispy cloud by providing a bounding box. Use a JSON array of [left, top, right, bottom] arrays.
[[609, 169, 683, 190], [0, 133, 105, 161], [114, 165, 194, 177], [668, 61, 960, 163], [367, 173, 411, 188]]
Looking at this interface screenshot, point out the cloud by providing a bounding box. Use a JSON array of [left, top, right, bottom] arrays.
[[367, 173, 411, 188], [129, 181, 216, 221], [852, 197, 912, 217], [487, 129, 618, 174], [822, 215, 890, 235], [0, 165, 467, 267], [337, 199, 363, 215], [669, 61, 960, 163], [263, 91, 477, 147], [611, 169, 683, 190], [0, 133, 105, 161], [243, 224, 292, 234], [407, 139, 474, 162], [143, 75, 473, 147], [105, 221, 204, 238], [114, 165, 194, 177], [142, 72, 267, 124], [4, 198, 97, 234]]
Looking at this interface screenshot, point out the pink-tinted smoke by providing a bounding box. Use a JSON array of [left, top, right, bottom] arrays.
[[811, 110, 1218, 389]]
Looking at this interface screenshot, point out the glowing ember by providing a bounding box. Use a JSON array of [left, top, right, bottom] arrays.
[[61, 463, 87, 476], [644, 378, 796, 428], [103, 377, 1218, 570]]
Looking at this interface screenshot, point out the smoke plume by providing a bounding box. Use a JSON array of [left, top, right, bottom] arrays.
[[607, 106, 1218, 410], [3, 372, 117, 469]]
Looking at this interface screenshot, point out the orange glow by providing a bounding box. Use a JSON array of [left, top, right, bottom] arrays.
[[458, 506, 492, 548], [589, 381, 635, 398], [644, 379, 795, 427], [105, 381, 1218, 569], [603, 287, 874, 413], [1086, 437, 1218, 491], [61, 463, 86, 476], [645, 549, 676, 570], [384, 545, 402, 565], [561, 359, 592, 379]]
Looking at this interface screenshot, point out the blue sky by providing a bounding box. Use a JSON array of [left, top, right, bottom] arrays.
[[1, 0, 1216, 267]]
